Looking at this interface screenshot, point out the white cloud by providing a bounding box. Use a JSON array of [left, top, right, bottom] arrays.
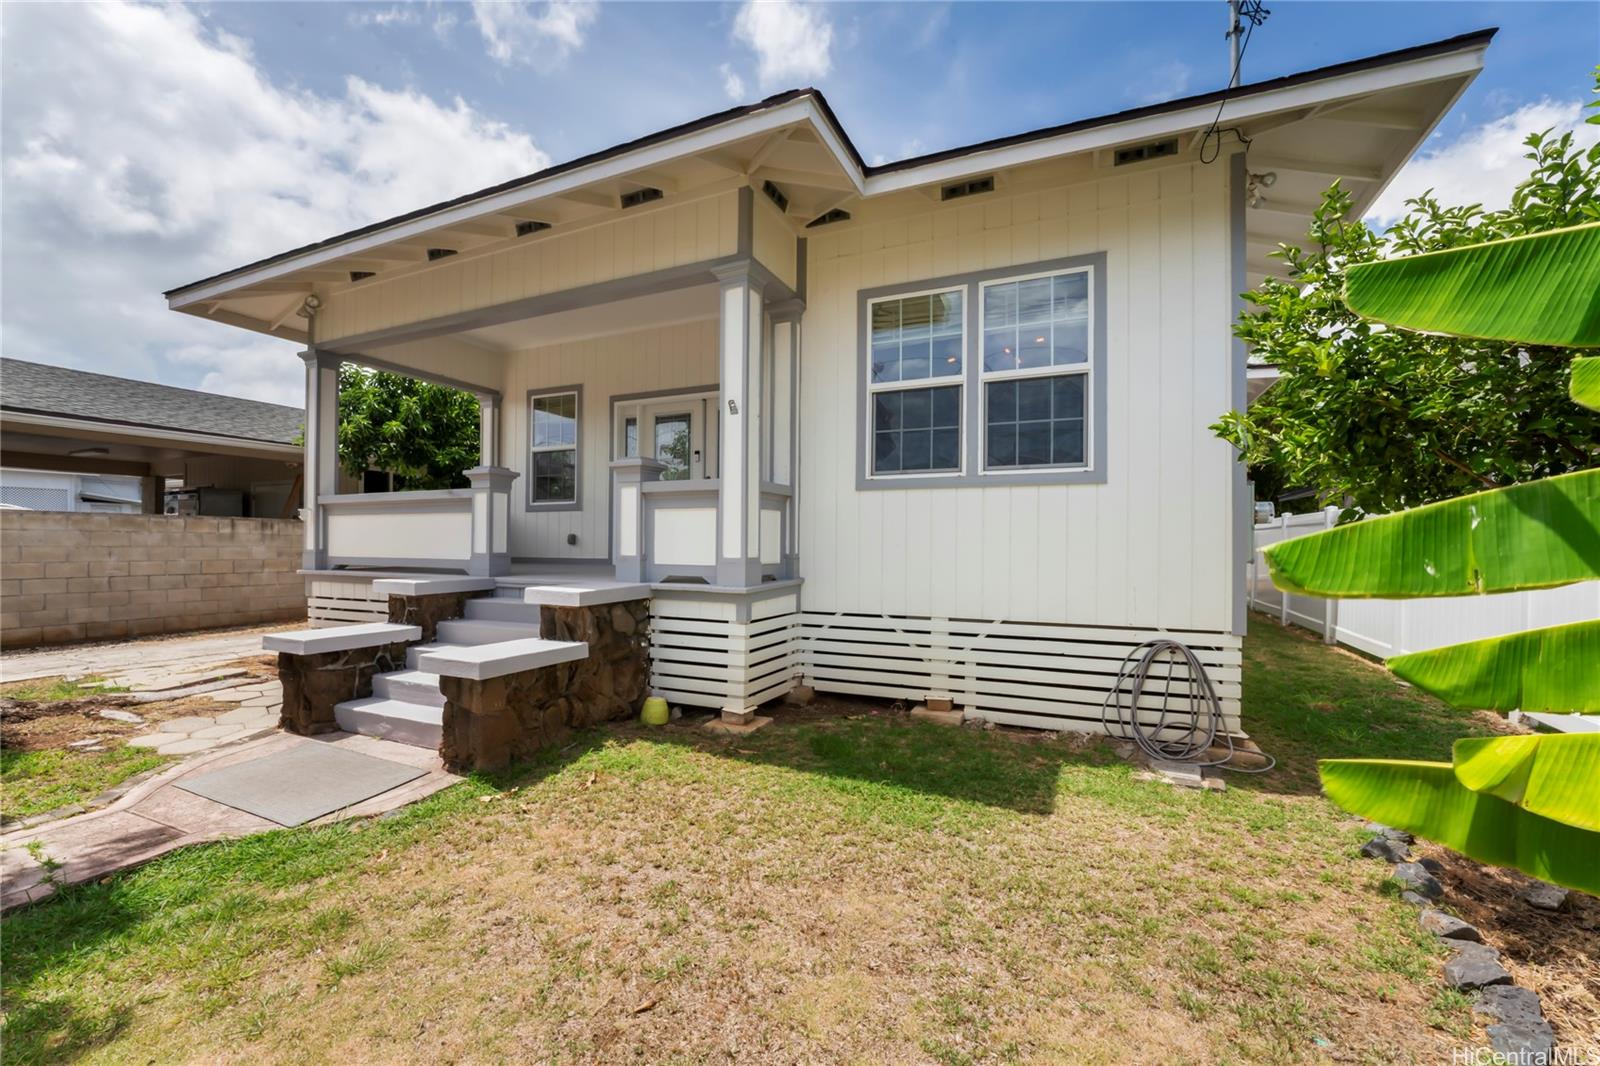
[[349, 6, 422, 29], [720, 63, 747, 102], [1366, 99, 1600, 226], [1135, 61, 1192, 105], [471, 1, 597, 68], [732, 1, 834, 90], [0, 2, 548, 403]]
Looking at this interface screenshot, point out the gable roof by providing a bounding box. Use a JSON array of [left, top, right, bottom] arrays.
[[0, 358, 303, 445], [164, 29, 1495, 303]]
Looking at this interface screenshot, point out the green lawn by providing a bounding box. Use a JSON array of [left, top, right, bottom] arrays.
[[0, 620, 1505, 1064], [1, 746, 171, 820]]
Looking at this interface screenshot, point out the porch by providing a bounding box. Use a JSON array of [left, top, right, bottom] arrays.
[[296, 262, 802, 597]]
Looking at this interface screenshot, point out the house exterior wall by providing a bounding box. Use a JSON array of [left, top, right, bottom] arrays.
[[1, 511, 304, 647], [313, 189, 742, 346], [798, 157, 1239, 634], [498, 317, 720, 561]]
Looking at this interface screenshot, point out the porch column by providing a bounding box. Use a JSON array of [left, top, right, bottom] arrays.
[[713, 262, 766, 588], [611, 457, 665, 582], [478, 394, 501, 467], [769, 300, 802, 578], [465, 466, 519, 576], [299, 349, 341, 569]]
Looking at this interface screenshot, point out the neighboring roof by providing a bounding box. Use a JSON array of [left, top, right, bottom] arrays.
[[164, 28, 1496, 300], [0, 358, 303, 445]]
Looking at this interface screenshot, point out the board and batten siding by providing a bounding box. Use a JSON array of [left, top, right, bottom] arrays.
[[499, 317, 720, 560], [799, 160, 1240, 634], [314, 190, 742, 345]]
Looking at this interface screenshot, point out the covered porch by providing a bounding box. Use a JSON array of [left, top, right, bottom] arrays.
[[297, 248, 803, 596]]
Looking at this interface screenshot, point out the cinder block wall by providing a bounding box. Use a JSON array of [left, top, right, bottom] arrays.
[[1, 512, 305, 648]]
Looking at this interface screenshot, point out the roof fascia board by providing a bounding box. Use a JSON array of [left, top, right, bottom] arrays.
[[1343, 59, 1483, 221], [861, 44, 1487, 196], [169, 98, 856, 310], [0, 409, 304, 458]]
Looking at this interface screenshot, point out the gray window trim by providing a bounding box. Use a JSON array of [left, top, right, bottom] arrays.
[[526, 384, 582, 512], [856, 252, 1109, 490]]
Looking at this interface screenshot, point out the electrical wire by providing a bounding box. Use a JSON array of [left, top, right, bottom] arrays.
[[1200, 0, 1270, 164], [1101, 639, 1276, 773]]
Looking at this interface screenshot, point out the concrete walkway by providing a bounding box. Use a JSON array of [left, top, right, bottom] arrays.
[[0, 626, 285, 687], [1, 731, 458, 912]]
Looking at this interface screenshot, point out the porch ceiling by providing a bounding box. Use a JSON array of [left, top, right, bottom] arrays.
[[448, 283, 720, 353]]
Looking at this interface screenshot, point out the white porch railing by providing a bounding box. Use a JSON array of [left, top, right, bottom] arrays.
[[611, 458, 792, 584], [319, 466, 517, 575]]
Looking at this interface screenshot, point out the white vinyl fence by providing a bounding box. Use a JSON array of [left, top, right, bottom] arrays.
[[1249, 507, 1600, 659]]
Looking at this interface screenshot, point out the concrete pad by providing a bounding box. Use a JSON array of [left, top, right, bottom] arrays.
[[126, 734, 168, 749], [702, 715, 774, 736], [910, 706, 964, 727], [130, 785, 277, 837], [156, 736, 218, 756], [157, 716, 218, 734], [210, 691, 254, 703], [175, 743, 427, 827]]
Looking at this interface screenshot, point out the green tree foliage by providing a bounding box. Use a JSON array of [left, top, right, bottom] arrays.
[[336, 365, 480, 490], [1214, 123, 1600, 515]]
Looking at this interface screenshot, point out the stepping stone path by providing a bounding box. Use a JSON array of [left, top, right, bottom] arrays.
[[125, 679, 281, 757]]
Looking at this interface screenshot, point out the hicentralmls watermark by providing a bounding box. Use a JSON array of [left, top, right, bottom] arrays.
[[1451, 1047, 1600, 1066]]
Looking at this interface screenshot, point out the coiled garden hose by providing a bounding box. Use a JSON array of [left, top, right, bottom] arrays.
[[1101, 639, 1276, 773]]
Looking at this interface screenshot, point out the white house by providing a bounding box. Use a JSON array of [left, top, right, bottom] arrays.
[[165, 31, 1491, 745]]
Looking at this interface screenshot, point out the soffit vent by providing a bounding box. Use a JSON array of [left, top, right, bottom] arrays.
[[762, 180, 789, 212], [426, 247, 458, 261], [805, 207, 851, 229], [348, 270, 376, 282], [1114, 138, 1180, 166], [940, 176, 995, 201], [515, 220, 552, 237], [620, 187, 664, 209]]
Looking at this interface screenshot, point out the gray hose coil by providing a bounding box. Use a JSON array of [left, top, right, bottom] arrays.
[[1101, 638, 1276, 773]]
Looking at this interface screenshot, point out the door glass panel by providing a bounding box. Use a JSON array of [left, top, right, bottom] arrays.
[[655, 414, 691, 481]]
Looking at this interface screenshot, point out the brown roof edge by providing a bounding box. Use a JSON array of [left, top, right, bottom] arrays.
[[164, 27, 1494, 300]]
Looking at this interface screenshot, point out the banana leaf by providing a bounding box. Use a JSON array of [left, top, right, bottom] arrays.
[[1343, 222, 1600, 348], [1262, 469, 1600, 598], [1319, 755, 1600, 894], [1388, 619, 1600, 713], [1452, 734, 1600, 833], [1574, 356, 1600, 411]]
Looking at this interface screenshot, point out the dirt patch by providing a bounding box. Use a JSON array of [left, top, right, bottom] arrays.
[[1422, 843, 1600, 1045], [2, 691, 236, 752], [221, 655, 281, 682]]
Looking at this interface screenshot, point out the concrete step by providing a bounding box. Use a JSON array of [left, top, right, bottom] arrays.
[[371, 669, 445, 707], [435, 618, 543, 646], [463, 598, 544, 626], [405, 642, 460, 670], [334, 696, 443, 749]]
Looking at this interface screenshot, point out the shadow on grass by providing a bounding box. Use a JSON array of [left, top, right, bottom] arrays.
[[629, 701, 1122, 817], [1230, 616, 1511, 799], [0, 734, 608, 1066]]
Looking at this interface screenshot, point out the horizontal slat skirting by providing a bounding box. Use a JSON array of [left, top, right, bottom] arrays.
[[793, 627, 1238, 669], [799, 652, 1240, 699]]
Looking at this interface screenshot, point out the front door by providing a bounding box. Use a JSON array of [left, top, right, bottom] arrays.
[[616, 390, 717, 480]]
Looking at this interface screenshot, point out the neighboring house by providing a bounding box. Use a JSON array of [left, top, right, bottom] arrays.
[[163, 31, 1491, 737], [0, 357, 304, 516]]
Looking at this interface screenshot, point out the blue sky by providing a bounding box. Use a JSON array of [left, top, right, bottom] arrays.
[[2, 1, 1596, 404]]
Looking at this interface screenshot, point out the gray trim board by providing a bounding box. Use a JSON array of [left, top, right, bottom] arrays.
[[526, 384, 584, 512], [854, 252, 1109, 491], [341, 351, 499, 399], [736, 185, 754, 257]]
